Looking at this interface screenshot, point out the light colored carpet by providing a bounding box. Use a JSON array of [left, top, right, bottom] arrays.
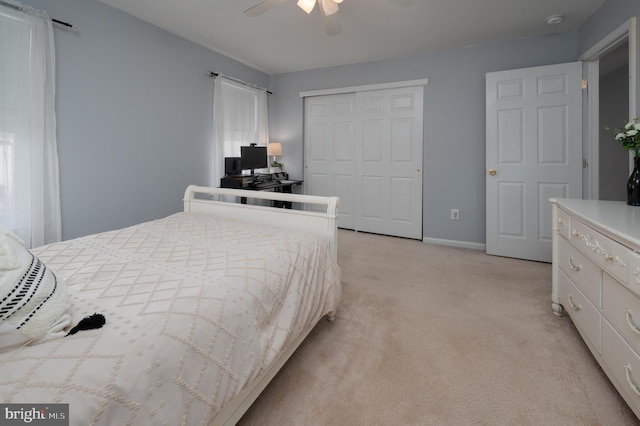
[[238, 230, 640, 425]]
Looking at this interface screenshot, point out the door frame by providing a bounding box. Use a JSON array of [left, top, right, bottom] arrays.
[[580, 17, 637, 200], [299, 79, 429, 98]]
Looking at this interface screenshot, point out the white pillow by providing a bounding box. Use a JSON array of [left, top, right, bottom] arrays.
[[0, 228, 71, 352]]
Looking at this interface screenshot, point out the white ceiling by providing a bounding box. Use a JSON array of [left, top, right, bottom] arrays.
[[98, 0, 606, 75]]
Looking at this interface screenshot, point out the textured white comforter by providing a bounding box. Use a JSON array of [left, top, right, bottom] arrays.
[[0, 213, 342, 425]]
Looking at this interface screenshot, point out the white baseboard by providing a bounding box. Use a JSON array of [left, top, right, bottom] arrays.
[[422, 237, 486, 251]]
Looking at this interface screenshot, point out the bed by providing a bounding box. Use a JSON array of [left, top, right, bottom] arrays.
[[0, 185, 342, 425]]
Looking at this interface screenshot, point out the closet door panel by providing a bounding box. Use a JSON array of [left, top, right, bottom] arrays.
[[356, 86, 423, 239], [361, 175, 384, 220], [334, 173, 355, 228], [390, 177, 414, 223], [304, 94, 356, 229], [334, 121, 353, 161], [308, 122, 329, 160], [391, 118, 413, 162], [362, 120, 384, 162]]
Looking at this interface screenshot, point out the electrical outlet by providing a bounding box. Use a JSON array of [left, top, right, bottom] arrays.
[[451, 209, 459, 221]]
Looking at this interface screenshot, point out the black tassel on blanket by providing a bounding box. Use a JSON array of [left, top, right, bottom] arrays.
[[66, 313, 106, 336]]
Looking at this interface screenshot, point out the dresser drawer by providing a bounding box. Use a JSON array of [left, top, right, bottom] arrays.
[[558, 269, 601, 352], [556, 207, 570, 239], [602, 319, 640, 415], [627, 251, 640, 297], [603, 272, 640, 355], [558, 235, 601, 307], [570, 218, 630, 284]]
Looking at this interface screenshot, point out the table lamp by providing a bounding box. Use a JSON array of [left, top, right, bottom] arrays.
[[268, 142, 284, 173]]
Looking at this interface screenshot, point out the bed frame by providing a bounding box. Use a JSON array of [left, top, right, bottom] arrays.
[[183, 185, 340, 425], [184, 185, 339, 260]]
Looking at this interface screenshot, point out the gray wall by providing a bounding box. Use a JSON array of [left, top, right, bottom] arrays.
[[268, 35, 578, 245], [26, 0, 269, 240]]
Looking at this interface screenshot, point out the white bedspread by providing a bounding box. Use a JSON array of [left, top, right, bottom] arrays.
[[0, 213, 342, 425]]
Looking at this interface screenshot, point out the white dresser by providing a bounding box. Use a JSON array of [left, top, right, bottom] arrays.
[[552, 198, 640, 419]]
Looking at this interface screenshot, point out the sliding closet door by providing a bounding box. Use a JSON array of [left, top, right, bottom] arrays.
[[304, 94, 357, 229], [355, 87, 423, 239], [304, 85, 424, 239]]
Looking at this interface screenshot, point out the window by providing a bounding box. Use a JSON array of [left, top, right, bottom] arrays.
[[0, 3, 61, 247], [212, 76, 269, 183]]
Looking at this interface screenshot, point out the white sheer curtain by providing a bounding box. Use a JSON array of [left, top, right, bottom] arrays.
[[212, 76, 269, 183], [0, 1, 61, 248], [0, 2, 61, 247]]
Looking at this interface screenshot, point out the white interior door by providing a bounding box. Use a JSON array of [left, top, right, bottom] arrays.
[[355, 86, 423, 239], [305, 94, 356, 228], [486, 62, 582, 262]]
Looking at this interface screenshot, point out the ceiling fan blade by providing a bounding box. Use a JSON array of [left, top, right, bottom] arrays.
[[320, 0, 339, 16], [297, 0, 317, 14], [244, 0, 289, 17], [321, 9, 341, 36]]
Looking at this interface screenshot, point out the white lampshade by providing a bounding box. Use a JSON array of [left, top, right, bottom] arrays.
[[297, 0, 316, 14], [267, 142, 283, 156]]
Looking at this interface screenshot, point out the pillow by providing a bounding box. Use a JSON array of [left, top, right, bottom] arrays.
[[0, 227, 71, 352]]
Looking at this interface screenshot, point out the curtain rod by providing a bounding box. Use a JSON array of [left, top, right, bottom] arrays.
[[0, 0, 77, 31], [208, 72, 273, 95]]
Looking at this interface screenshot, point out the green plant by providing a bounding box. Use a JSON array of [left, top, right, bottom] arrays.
[[608, 117, 640, 157], [271, 159, 284, 171]]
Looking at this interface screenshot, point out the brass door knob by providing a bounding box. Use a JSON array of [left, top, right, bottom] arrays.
[[488, 169, 497, 176]]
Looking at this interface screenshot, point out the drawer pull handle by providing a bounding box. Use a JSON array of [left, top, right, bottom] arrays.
[[568, 295, 581, 311], [625, 310, 640, 335], [557, 218, 567, 226], [572, 229, 582, 238], [604, 253, 614, 262], [624, 364, 640, 396], [568, 257, 581, 271]]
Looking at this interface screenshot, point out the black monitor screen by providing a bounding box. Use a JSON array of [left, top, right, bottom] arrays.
[[240, 145, 268, 172]]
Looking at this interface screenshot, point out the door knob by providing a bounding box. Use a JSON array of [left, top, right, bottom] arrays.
[[488, 169, 497, 176]]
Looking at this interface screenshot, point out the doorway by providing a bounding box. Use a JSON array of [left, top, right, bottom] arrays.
[[599, 41, 630, 201], [581, 17, 637, 201]]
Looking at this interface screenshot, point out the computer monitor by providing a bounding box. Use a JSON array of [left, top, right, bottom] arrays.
[[240, 145, 268, 174]]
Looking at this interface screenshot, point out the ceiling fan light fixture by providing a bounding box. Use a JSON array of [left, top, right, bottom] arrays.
[[297, 0, 317, 14]]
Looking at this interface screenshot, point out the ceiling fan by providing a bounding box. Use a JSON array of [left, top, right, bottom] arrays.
[[244, 0, 414, 36]]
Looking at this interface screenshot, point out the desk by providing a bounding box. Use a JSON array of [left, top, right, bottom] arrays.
[[220, 178, 303, 208]]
